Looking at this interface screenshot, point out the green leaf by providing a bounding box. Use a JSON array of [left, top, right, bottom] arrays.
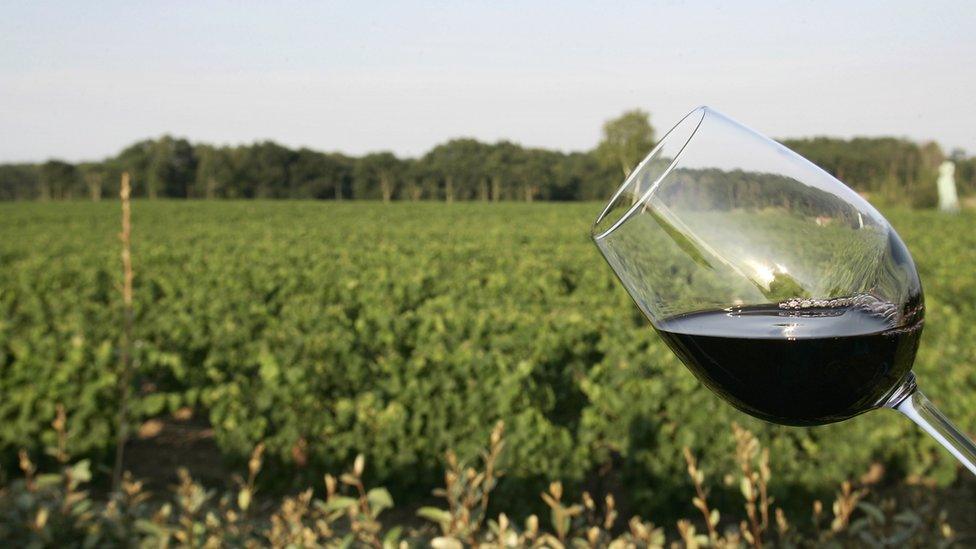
[[134, 519, 171, 538], [366, 487, 394, 513], [857, 501, 885, 525], [34, 473, 63, 488], [237, 488, 251, 511], [73, 499, 93, 515], [431, 537, 464, 549], [893, 510, 921, 526], [886, 527, 917, 547], [69, 460, 92, 484], [382, 526, 403, 549], [257, 348, 280, 383], [141, 393, 168, 416], [319, 496, 358, 513], [338, 533, 355, 549], [417, 506, 452, 525]]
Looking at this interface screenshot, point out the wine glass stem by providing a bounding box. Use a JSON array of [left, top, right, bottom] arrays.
[[894, 389, 976, 476]]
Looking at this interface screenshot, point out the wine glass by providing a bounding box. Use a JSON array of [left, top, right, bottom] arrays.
[[592, 106, 976, 475]]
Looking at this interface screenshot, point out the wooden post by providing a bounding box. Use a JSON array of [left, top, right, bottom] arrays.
[[112, 172, 134, 492]]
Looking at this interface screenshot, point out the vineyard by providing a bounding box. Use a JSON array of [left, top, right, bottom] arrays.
[[1, 200, 976, 517]]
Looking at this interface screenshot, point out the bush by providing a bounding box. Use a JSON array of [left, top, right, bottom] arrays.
[[1, 202, 975, 512]]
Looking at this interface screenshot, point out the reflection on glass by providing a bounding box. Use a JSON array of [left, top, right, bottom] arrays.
[[592, 106, 976, 475]]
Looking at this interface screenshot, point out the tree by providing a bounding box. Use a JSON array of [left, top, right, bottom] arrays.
[[595, 109, 655, 178], [39, 160, 78, 200], [783, 136, 954, 205], [553, 152, 604, 201], [914, 141, 944, 207], [512, 148, 557, 202], [116, 140, 155, 198], [288, 149, 353, 200], [0, 164, 40, 200], [5, 108, 971, 204], [423, 139, 490, 203], [146, 140, 165, 199], [564, 152, 615, 201], [194, 145, 236, 199], [354, 152, 402, 202], [79, 163, 106, 201], [146, 136, 197, 198], [954, 152, 976, 198], [486, 141, 520, 202], [330, 154, 355, 200], [401, 159, 427, 201], [235, 141, 294, 198]]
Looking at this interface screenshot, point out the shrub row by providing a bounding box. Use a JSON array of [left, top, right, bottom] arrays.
[[1, 201, 974, 510]]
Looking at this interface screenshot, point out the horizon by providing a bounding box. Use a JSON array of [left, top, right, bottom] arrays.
[[0, 121, 959, 166], [2, 1, 975, 163]]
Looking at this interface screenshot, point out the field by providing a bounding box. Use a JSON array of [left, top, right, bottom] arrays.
[[2, 201, 976, 522]]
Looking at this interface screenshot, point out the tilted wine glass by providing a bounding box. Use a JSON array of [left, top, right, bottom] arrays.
[[592, 106, 976, 475]]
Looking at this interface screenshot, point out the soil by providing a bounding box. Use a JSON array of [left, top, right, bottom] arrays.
[[123, 410, 229, 491]]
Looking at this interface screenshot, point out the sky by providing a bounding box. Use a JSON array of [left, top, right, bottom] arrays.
[[2, 1, 975, 163]]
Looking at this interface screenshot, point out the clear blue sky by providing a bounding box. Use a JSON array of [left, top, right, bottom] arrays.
[[2, 1, 974, 162]]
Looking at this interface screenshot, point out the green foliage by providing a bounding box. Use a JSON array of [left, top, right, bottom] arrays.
[[0, 202, 975, 514], [782, 137, 946, 208], [0, 164, 40, 201], [38, 160, 79, 201], [146, 136, 197, 199], [595, 109, 656, 178], [355, 152, 403, 202], [3, 110, 965, 205]]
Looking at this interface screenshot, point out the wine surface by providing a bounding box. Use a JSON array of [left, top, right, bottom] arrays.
[[655, 302, 923, 425]]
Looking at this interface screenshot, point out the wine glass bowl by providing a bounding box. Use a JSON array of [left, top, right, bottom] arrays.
[[593, 106, 975, 473], [592, 107, 922, 325]]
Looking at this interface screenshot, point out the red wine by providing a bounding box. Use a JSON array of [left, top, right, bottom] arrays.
[[655, 300, 923, 426]]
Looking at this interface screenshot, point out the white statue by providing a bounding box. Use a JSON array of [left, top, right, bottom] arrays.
[[937, 160, 959, 213]]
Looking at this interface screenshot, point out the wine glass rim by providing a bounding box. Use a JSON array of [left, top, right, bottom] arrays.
[[592, 105, 708, 241]]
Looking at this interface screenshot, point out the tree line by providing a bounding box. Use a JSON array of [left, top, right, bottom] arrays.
[[1, 110, 972, 205], [781, 136, 972, 207]]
